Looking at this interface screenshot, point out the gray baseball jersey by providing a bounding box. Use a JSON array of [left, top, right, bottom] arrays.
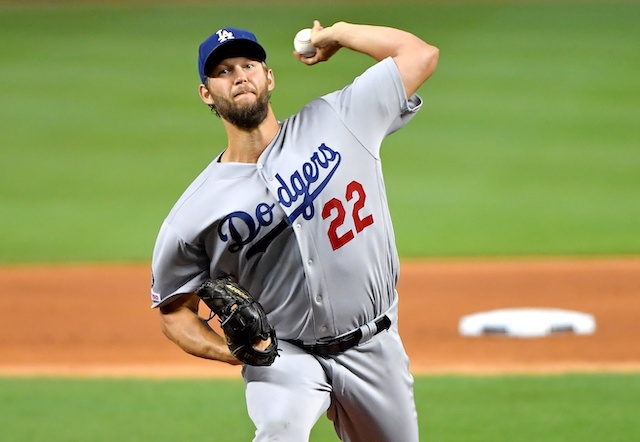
[[151, 56, 422, 344]]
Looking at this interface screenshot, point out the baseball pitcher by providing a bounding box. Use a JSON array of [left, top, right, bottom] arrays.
[[151, 19, 439, 441]]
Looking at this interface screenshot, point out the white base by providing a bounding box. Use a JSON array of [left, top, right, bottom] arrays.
[[459, 308, 596, 338]]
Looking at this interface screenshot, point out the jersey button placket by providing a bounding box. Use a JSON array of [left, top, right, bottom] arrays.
[[289, 213, 335, 339]]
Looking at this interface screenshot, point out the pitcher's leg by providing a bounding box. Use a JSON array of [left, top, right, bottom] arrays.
[[324, 325, 419, 442], [244, 341, 332, 442]]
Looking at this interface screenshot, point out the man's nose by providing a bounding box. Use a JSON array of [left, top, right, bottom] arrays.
[[233, 67, 248, 83]]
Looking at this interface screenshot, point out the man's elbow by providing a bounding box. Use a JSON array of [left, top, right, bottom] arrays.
[[420, 44, 440, 80], [158, 302, 184, 343], [159, 310, 174, 341]]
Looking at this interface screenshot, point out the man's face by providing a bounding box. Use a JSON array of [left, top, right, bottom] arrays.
[[202, 57, 274, 129]]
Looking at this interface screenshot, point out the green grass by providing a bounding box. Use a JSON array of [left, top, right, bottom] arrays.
[[2, 373, 639, 441], [418, 373, 640, 442], [1, 1, 639, 263]]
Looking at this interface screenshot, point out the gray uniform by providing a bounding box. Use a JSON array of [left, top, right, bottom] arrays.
[[151, 57, 422, 441]]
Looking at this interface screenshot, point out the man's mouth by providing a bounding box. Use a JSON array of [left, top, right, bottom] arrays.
[[234, 89, 255, 98]]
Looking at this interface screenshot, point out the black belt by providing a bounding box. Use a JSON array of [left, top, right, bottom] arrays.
[[286, 315, 391, 357]]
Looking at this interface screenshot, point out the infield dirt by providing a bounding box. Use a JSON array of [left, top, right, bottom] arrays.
[[1, 258, 639, 377]]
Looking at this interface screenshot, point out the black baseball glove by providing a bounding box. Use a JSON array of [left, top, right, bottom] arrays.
[[196, 277, 278, 366]]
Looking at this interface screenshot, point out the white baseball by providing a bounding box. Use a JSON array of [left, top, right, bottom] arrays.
[[293, 28, 316, 58]]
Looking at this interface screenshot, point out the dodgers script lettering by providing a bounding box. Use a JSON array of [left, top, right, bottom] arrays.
[[218, 143, 341, 254]]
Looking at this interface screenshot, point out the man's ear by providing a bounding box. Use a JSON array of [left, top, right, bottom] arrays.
[[199, 83, 215, 106], [267, 69, 275, 92]]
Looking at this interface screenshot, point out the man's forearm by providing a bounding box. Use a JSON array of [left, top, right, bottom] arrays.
[[324, 22, 423, 62], [159, 295, 240, 365], [314, 21, 439, 97]]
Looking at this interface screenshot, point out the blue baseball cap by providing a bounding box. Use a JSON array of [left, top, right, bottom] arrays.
[[198, 28, 267, 83]]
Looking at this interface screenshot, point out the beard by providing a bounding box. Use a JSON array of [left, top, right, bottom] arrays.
[[213, 88, 271, 130]]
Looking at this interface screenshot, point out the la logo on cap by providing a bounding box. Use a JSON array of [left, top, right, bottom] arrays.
[[216, 29, 235, 43]]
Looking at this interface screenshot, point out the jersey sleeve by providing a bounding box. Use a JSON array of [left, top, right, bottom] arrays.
[[150, 221, 210, 308], [321, 56, 423, 157]]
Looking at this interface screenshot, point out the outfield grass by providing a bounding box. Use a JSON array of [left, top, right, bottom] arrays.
[[2, 374, 639, 441], [0, 1, 638, 263]]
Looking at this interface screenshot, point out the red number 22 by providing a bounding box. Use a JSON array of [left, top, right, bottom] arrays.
[[321, 181, 374, 251]]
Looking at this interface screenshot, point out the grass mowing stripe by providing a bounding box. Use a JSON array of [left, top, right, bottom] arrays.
[[1, 374, 639, 441]]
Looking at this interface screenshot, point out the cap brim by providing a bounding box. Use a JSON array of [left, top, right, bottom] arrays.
[[203, 40, 266, 76]]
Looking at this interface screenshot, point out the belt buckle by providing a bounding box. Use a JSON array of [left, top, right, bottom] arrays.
[[313, 329, 359, 356], [333, 329, 361, 353], [314, 342, 339, 357], [299, 315, 391, 357]]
